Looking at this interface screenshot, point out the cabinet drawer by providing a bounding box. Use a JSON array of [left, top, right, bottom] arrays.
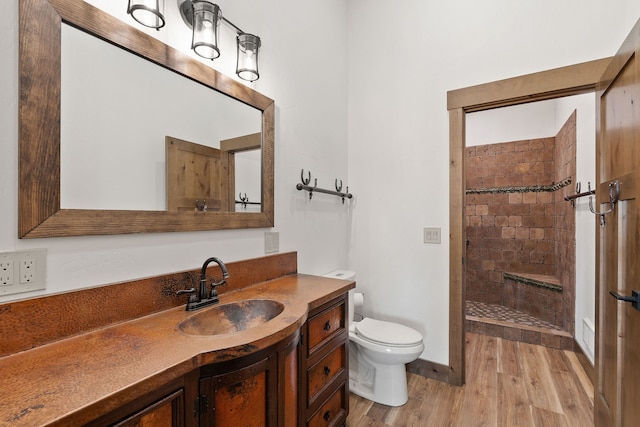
[[307, 343, 345, 403], [307, 301, 345, 355], [307, 383, 347, 427]]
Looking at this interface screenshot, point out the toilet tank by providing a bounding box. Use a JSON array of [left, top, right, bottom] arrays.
[[323, 270, 356, 324], [322, 270, 356, 281]]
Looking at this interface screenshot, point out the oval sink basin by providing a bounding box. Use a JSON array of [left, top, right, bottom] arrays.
[[178, 299, 285, 336]]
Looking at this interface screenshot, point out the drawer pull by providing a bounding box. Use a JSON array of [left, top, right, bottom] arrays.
[[323, 410, 331, 421], [324, 366, 331, 376], [324, 321, 331, 331]]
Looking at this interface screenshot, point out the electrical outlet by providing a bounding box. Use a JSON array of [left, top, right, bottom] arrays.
[[265, 232, 279, 254], [0, 249, 46, 296], [20, 258, 36, 283], [0, 259, 14, 286]]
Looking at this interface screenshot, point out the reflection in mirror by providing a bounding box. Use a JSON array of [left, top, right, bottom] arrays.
[[60, 24, 262, 212], [234, 150, 262, 213], [18, 0, 275, 238]]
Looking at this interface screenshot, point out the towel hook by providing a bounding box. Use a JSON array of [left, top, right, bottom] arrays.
[[239, 193, 249, 208], [195, 199, 207, 212], [570, 182, 581, 207], [335, 179, 343, 192], [308, 178, 318, 199], [301, 169, 311, 185], [589, 180, 620, 226]]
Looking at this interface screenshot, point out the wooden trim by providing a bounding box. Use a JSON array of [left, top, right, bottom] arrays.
[[449, 107, 466, 386], [447, 57, 612, 387], [19, 0, 275, 238], [406, 358, 451, 384], [220, 133, 262, 152], [447, 58, 612, 112], [573, 339, 596, 386]]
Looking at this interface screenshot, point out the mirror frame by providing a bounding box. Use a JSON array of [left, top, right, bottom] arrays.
[[18, 0, 274, 238]]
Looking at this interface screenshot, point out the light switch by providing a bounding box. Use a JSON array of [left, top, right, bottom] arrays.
[[423, 227, 441, 244], [265, 232, 279, 253]]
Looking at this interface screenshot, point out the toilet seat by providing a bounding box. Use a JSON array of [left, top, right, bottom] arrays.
[[354, 318, 423, 347]]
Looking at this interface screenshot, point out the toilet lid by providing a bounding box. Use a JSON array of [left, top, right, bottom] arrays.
[[354, 318, 423, 346]]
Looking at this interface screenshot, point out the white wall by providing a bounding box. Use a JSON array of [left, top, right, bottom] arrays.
[[556, 94, 597, 364], [0, 0, 349, 303], [347, 0, 640, 365], [466, 100, 558, 147]]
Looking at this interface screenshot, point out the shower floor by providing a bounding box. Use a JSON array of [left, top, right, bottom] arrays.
[[465, 300, 574, 350]]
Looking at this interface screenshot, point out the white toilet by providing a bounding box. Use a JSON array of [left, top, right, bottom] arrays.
[[323, 270, 425, 407]]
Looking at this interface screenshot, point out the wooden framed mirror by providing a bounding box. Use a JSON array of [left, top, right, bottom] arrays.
[[19, 0, 274, 238]]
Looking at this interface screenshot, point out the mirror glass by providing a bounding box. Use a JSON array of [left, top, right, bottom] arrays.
[[19, 0, 274, 238], [61, 24, 262, 211]]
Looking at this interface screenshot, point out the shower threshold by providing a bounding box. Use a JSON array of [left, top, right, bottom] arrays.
[[465, 301, 574, 350]]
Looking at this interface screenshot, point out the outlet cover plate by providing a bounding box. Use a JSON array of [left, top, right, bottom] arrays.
[[0, 249, 47, 296]]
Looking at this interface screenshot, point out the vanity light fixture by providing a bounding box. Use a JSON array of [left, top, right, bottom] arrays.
[[126, 0, 261, 81], [236, 33, 261, 82], [127, 0, 166, 29], [190, 1, 221, 60]]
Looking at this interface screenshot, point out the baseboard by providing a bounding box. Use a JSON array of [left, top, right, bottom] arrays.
[[573, 339, 595, 385], [406, 358, 451, 384]]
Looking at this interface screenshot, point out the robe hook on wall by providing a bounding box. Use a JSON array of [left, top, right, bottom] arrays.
[[588, 180, 620, 226], [564, 181, 596, 207], [296, 169, 353, 203]]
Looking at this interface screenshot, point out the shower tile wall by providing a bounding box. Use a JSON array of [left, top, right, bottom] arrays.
[[465, 112, 576, 333], [465, 138, 556, 305]]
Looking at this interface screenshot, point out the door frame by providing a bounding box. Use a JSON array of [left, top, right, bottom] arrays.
[[446, 57, 612, 386]]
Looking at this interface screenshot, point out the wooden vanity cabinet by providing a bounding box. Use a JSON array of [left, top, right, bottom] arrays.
[[111, 389, 185, 427], [195, 331, 300, 427], [90, 332, 298, 427], [198, 356, 278, 426], [83, 295, 351, 427], [300, 295, 349, 427], [86, 379, 186, 427]]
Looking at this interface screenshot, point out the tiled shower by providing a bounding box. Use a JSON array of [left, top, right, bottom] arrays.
[[464, 112, 577, 350]]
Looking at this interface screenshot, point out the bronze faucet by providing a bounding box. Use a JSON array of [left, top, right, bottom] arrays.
[[177, 257, 229, 311]]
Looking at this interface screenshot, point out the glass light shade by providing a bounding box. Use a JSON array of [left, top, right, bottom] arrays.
[[127, 0, 165, 29], [191, 1, 221, 60], [236, 33, 261, 82]]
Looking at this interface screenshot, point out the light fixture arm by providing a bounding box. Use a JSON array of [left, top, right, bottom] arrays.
[[221, 16, 243, 35], [178, 0, 244, 34]]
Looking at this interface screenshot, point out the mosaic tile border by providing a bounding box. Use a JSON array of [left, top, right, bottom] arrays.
[[466, 177, 572, 195]]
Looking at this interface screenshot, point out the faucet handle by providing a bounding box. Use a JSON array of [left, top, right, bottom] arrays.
[[176, 288, 197, 304], [208, 281, 224, 301]]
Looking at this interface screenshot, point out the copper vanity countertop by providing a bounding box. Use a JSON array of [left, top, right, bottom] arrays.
[[0, 274, 354, 426]]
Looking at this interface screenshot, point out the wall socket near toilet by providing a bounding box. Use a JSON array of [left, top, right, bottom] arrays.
[[423, 227, 441, 244], [0, 249, 47, 296], [265, 232, 279, 254]]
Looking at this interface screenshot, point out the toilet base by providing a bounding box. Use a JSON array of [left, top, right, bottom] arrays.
[[349, 362, 409, 407]]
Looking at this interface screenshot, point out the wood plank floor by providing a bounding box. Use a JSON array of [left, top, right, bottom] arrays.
[[346, 333, 594, 426]]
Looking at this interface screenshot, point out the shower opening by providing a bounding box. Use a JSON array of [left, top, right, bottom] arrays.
[[464, 110, 577, 350]]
